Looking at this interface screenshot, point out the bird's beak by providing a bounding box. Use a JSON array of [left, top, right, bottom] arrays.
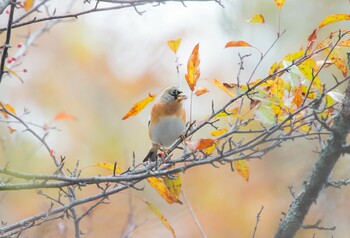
[[177, 93, 187, 101]]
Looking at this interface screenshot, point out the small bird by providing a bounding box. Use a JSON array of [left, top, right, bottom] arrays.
[[143, 86, 187, 162]]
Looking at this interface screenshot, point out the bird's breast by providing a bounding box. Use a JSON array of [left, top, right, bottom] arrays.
[[150, 115, 185, 147]]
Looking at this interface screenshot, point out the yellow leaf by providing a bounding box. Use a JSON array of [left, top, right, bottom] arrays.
[[268, 77, 286, 99], [24, 0, 35, 11], [268, 62, 280, 76], [194, 87, 209, 96], [203, 142, 216, 155], [144, 200, 176, 238], [163, 174, 182, 204], [212, 79, 234, 97], [214, 111, 231, 118], [147, 177, 181, 204], [225, 40, 252, 48], [1, 103, 16, 118], [274, 0, 286, 9], [92, 162, 122, 174], [234, 160, 249, 182], [185, 43, 200, 91], [122, 93, 156, 120], [167, 38, 181, 54], [318, 14, 350, 29], [248, 14, 265, 24], [53, 112, 77, 121], [210, 129, 227, 137]]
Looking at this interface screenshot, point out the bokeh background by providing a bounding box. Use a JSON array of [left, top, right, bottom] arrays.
[[1, 0, 350, 237]]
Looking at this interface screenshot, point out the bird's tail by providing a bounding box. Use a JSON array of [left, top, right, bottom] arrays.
[[143, 143, 160, 162]]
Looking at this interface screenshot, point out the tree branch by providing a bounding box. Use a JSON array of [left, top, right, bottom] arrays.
[[274, 79, 350, 237]]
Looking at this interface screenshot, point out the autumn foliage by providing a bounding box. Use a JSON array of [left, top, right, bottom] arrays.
[[1, 1, 350, 238]]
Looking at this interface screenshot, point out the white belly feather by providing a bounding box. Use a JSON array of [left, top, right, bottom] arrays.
[[150, 115, 185, 147]]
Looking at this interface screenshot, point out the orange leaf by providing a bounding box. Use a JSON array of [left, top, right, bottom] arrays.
[[167, 38, 181, 54], [144, 200, 176, 238], [24, 0, 35, 11], [234, 160, 249, 182], [186, 138, 215, 152], [274, 0, 286, 9], [292, 85, 303, 108], [185, 43, 200, 91], [339, 40, 350, 47], [53, 112, 77, 121], [248, 14, 265, 24], [318, 14, 350, 29], [1, 103, 16, 119], [122, 93, 156, 120], [194, 87, 209, 96], [330, 55, 347, 77], [212, 79, 234, 97], [196, 138, 215, 150], [147, 177, 181, 204], [225, 40, 252, 48], [92, 162, 122, 174], [308, 29, 317, 43]]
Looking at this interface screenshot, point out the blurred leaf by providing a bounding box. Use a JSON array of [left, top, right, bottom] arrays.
[[307, 29, 317, 44], [274, 0, 286, 9], [248, 14, 265, 24], [163, 174, 182, 204], [167, 38, 181, 54], [339, 40, 350, 47], [7, 126, 16, 134], [0, 103, 16, 119], [210, 129, 227, 137], [318, 14, 350, 29], [234, 160, 249, 182], [24, 0, 35, 11], [330, 54, 347, 77], [185, 43, 200, 91], [255, 103, 275, 125], [194, 87, 209, 96], [268, 62, 280, 76], [147, 177, 181, 204], [92, 162, 122, 174], [144, 200, 176, 238], [212, 79, 234, 97], [53, 112, 77, 121], [122, 93, 156, 120], [225, 40, 252, 48], [6, 67, 24, 83], [327, 91, 344, 103]]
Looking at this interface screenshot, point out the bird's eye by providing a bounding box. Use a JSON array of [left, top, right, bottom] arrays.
[[170, 90, 180, 97]]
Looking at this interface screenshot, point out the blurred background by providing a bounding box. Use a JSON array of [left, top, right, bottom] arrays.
[[1, 0, 350, 237]]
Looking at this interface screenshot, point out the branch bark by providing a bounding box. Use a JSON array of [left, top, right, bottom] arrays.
[[274, 80, 350, 237]]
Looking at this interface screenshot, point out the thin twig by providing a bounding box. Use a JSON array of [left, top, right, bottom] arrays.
[[181, 190, 207, 238], [251, 205, 264, 238]]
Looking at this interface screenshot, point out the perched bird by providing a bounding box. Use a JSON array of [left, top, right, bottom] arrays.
[[143, 86, 187, 162]]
